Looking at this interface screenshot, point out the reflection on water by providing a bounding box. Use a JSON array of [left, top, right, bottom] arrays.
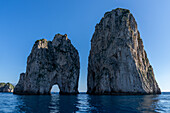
[[0, 93, 170, 113]]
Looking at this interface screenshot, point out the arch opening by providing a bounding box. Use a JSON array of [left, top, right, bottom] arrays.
[[51, 84, 60, 94]]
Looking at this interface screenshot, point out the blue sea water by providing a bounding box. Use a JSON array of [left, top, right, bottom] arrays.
[[0, 92, 170, 113]]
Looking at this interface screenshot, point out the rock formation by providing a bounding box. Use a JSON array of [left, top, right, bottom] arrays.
[[87, 8, 161, 95], [14, 34, 80, 95], [0, 83, 14, 92]]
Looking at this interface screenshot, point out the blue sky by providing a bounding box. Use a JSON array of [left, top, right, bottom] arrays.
[[0, 0, 170, 92]]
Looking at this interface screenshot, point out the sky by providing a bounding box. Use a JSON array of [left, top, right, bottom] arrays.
[[0, 0, 170, 92]]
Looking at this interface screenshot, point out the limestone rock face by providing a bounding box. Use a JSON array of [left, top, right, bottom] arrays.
[[87, 8, 161, 95], [14, 34, 80, 95], [0, 83, 14, 92]]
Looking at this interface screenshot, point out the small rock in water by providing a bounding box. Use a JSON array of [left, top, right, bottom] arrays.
[[0, 83, 14, 92]]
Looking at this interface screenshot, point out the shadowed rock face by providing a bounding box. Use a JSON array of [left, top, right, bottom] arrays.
[[0, 83, 14, 92], [14, 34, 80, 95], [87, 8, 161, 95]]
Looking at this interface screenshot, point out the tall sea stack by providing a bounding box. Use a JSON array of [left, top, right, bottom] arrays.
[[87, 8, 161, 95], [14, 34, 80, 95]]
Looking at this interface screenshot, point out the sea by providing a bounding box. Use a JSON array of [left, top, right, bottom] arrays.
[[0, 92, 170, 113]]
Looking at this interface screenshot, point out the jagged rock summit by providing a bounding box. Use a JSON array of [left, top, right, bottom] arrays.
[[14, 34, 80, 95], [87, 8, 161, 95], [0, 83, 14, 92]]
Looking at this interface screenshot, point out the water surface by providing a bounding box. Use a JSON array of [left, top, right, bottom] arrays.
[[0, 92, 170, 113]]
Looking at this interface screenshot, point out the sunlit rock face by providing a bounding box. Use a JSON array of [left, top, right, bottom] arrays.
[[14, 34, 80, 95], [87, 8, 161, 95]]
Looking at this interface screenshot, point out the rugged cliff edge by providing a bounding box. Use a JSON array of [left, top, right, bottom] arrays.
[[0, 83, 14, 92], [14, 34, 80, 95], [87, 8, 161, 95]]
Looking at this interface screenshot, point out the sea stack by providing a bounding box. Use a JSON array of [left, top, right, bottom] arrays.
[[87, 8, 161, 95], [0, 83, 14, 92], [14, 34, 80, 95]]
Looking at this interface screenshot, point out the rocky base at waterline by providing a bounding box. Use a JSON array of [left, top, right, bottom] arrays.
[[87, 8, 161, 95], [0, 83, 14, 92], [14, 34, 80, 95]]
